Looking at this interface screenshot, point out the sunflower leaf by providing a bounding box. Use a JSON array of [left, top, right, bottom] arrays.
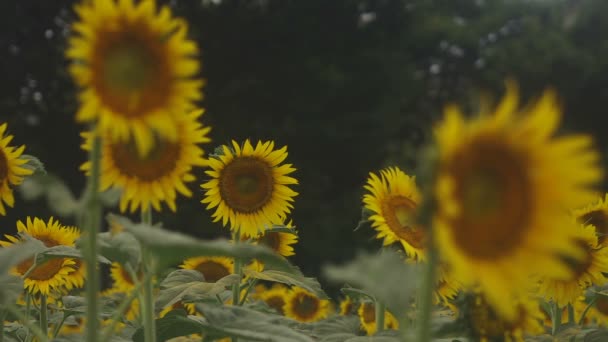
[[0, 238, 44, 274], [18, 173, 79, 217], [110, 214, 293, 272], [19, 154, 46, 174], [155, 271, 239, 311], [34, 245, 110, 265], [97, 231, 141, 270], [244, 268, 327, 299], [258, 225, 298, 236]]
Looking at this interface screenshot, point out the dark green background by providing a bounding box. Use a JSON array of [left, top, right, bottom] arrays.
[[1, 0, 608, 291]]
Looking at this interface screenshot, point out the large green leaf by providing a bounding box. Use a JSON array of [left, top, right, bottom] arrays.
[[131, 309, 204, 342], [97, 231, 141, 270], [0, 238, 44, 274], [244, 268, 327, 299], [110, 215, 293, 272]]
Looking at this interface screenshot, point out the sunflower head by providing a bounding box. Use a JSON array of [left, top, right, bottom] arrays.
[[356, 301, 399, 335], [109, 262, 142, 292], [201, 140, 298, 238], [0, 123, 33, 216], [434, 81, 602, 320], [180, 256, 234, 283], [67, 0, 203, 157], [363, 167, 425, 260], [339, 297, 355, 315], [284, 287, 330, 323], [0, 217, 80, 296], [256, 284, 290, 315], [574, 193, 608, 247]]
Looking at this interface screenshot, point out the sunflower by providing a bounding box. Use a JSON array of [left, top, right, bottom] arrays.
[[284, 287, 331, 323], [0, 123, 33, 216], [585, 293, 608, 326], [574, 193, 608, 247], [109, 262, 143, 292], [539, 224, 608, 306], [81, 109, 210, 213], [201, 140, 298, 238], [180, 256, 234, 283], [357, 301, 399, 335], [101, 287, 140, 321], [255, 284, 290, 315], [159, 301, 197, 318], [339, 296, 355, 315], [433, 82, 602, 320], [66, 0, 203, 157], [253, 226, 298, 257], [363, 167, 425, 260], [464, 294, 544, 342], [435, 264, 461, 307], [0, 217, 80, 296]]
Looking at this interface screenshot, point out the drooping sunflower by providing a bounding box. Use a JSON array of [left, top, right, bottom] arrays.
[[81, 109, 210, 213], [339, 296, 355, 315], [201, 140, 298, 238], [574, 193, 608, 247], [180, 256, 234, 283], [0, 217, 80, 296], [0, 123, 33, 216], [284, 287, 331, 323], [434, 82, 602, 320], [539, 224, 608, 306], [357, 301, 399, 335], [255, 284, 290, 315], [363, 167, 425, 260], [67, 0, 203, 157]]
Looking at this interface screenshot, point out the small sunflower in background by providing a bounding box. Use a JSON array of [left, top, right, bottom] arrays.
[[180, 256, 234, 283], [109, 262, 142, 292], [435, 264, 461, 308], [284, 287, 330, 323], [253, 224, 298, 257], [357, 301, 399, 335], [0, 217, 80, 296], [363, 166, 425, 260], [0, 122, 33, 216], [81, 109, 210, 213], [254, 284, 290, 315], [339, 296, 355, 315], [67, 0, 203, 157], [574, 193, 608, 247], [433, 82, 602, 320], [201, 140, 298, 238], [539, 224, 608, 307]]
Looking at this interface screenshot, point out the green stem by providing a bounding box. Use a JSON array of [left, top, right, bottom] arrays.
[[140, 209, 156, 342], [1, 309, 6, 342], [39, 295, 48, 338], [51, 313, 68, 339], [415, 243, 437, 342], [100, 273, 147, 342], [83, 131, 102, 342], [551, 301, 561, 335], [239, 279, 258, 306], [567, 303, 575, 325], [375, 300, 385, 334], [231, 231, 242, 342], [578, 296, 597, 325], [5, 303, 47, 342]]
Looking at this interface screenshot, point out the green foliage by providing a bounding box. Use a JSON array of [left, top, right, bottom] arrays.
[[244, 268, 327, 299], [97, 230, 141, 270]]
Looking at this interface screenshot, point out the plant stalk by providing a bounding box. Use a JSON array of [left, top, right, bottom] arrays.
[[567, 303, 575, 325], [578, 296, 597, 325], [39, 295, 48, 338], [415, 242, 437, 342], [551, 301, 561, 335], [375, 300, 385, 334], [141, 209, 156, 342]]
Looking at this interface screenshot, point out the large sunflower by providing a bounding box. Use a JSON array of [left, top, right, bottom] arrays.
[[81, 109, 210, 213], [201, 140, 298, 238], [180, 256, 234, 283], [357, 301, 399, 335], [0, 123, 33, 216], [574, 193, 608, 247], [0, 217, 80, 296], [67, 0, 203, 157], [283, 287, 331, 323], [363, 167, 425, 260], [434, 82, 602, 320], [539, 224, 608, 306]]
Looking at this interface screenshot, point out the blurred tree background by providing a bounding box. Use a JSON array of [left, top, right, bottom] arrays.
[[1, 0, 607, 293]]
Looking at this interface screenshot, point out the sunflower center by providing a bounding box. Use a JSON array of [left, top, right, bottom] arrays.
[[362, 303, 376, 324], [292, 293, 319, 320], [450, 138, 531, 260], [266, 295, 286, 315], [383, 196, 425, 249], [581, 210, 608, 245], [559, 239, 593, 279], [110, 138, 180, 181], [16, 236, 64, 281], [0, 149, 8, 181], [259, 232, 280, 252], [92, 23, 171, 117], [220, 157, 274, 213], [195, 261, 230, 283]]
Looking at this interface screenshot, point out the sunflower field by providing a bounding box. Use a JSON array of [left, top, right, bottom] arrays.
[[3, 0, 608, 341]]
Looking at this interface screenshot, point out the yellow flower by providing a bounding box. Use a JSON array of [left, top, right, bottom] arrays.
[[255, 284, 290, 315], [159, 301, 197, 318], [109, 262, 141, 292], [363, 167, 425, 260], [585, 294, 608, 326], [284, 287, 330, 323], [435, 264, 461, 307], [539, 224, 608, 306], [201, 140, 298, 238], [339, 297, 355, 315], [357, 301, 399, 335], [81, 109, 210, 213], [66, 0, 203, 157], [0, 123, 33, 216], [574, 193, 608, 247], [254, 228, 298, 258], [180, 256, 234, 283], [0, 217, 80, 296], [434, 82, 602, 320]]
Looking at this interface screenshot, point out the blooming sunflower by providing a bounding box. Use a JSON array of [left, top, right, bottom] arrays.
[[201, 140, 298, 238], [254, 226, 298, 257], [180, 256, 233, 283], [81, 109, 210, 213], [434, 82, 602, 320], [357, 302, 399, 335], [109, 262, 142, 292], [256, 284, 290, 315], [0, 123, 33, 216], [574, 193, 608, 247], [67, 0, 203, 157], [339, 296, 355, 315], [363, 167, 425, 260], [284, 287, 331, 323], [0, 217, 80, 296], [539, 224, 608, 306]]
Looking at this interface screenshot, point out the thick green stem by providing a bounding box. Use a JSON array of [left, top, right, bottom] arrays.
[[567, 303, 575, 325], [83, 132, 102, 342], [415, 243, 438, 342], [39, 295, 48, 338], [551, 301, 562, 335], [375, 300, 385, 334], [141, 209, 156, 342]]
